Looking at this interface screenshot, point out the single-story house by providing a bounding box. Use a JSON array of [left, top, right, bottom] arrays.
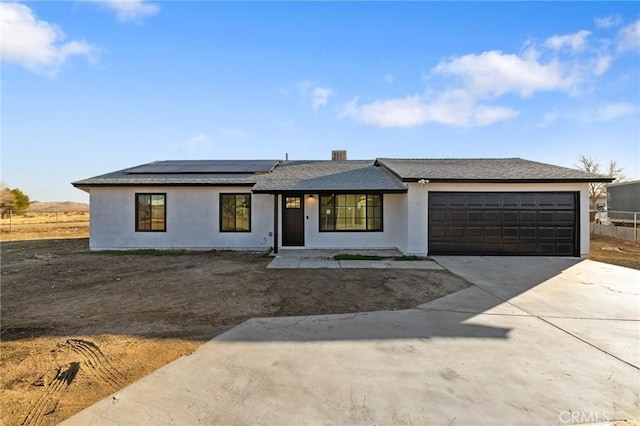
[[72, 153, 612, 256]]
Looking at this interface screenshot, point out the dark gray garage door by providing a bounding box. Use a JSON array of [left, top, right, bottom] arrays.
[[428, 192, 578, 256]]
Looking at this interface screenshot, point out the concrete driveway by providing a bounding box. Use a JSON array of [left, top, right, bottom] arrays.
[[63, 258, 640, 425]]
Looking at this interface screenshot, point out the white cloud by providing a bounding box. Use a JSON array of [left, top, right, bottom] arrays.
[[433, 50, 577, 97], [94, 0, 159, 22], [343, 25, 632, 129], [295, 81, 334, 110], [595, 15, 623, 29], [545, 30, 591, 51], [311, 87, 334, 110], [384, 73, 395, 84], [343, 47, 579, 128], [617, 20, 640, 53], [343, 44, 600, 128], [296, 80, 335, 111], [342, 96, 429, 128], [0, 2, 96, 77], [473, 105, 520, 126], [185, 134, 209, 151], [592, 55, 612, 76], [426, 90, 520, 126], [341, 92, 519, 128], [596, 102, 639, 121], [419, 90, 472, 126]]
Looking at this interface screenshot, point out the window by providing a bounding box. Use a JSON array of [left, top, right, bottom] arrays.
[[220, 193, 251, 232], [320, 194, 382, 231], [285, 196, 301, 209], [136, 193, 166, 232]]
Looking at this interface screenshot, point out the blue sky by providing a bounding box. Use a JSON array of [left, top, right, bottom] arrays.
[[2, 1, 639, 203]]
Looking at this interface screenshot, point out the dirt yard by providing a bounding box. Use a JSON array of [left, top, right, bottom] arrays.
[[0, 238, 471, 425], [589, 233, 640, 270], [2, 213, 637, 426]]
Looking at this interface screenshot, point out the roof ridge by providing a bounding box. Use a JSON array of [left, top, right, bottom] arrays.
[[136, 158, 279, 160], [283, 159, 374, 162], [377, 157, 523, 161]]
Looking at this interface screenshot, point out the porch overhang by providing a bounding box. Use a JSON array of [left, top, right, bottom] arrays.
[[252, 188, 408, 195]]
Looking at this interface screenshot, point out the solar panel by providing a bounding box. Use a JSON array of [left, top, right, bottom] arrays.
[[125, 160, 279, 174]]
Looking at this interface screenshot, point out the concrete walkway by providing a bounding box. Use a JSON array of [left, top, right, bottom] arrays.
[[62, 258, 640, 425], [268, 256, 444, 269], [267, 249, 444, 269]]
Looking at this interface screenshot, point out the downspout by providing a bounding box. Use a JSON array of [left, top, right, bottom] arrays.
[[273, 194, 279, 254]]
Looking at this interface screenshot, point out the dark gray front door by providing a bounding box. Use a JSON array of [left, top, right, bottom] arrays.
[[282, 195, 304, 246], [428, 192, 578, 256]]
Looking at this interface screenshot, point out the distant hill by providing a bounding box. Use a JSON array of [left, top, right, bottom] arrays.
[[29, 201, 89, 213]]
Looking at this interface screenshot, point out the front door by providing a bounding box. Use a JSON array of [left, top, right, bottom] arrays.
[[282, 195, 304, 246]]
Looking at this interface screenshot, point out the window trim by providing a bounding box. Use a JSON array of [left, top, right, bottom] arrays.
[[319, 193, 383, 232], [135, 193, 167, 232], [219, 193, 252, 233]]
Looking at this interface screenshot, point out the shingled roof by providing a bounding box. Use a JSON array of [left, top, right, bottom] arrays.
[[376, 158, 613, 182], [71, 160, 275, 188], [251, 160, 407, 193], [73, 157, 612, 191]]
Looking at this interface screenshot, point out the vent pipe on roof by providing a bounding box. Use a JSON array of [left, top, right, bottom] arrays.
[[285, 153, 288, 161], [332, 150, 347, 161]]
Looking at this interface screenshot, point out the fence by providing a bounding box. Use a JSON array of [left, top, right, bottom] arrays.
[[591, 210, 639, 243], [0, 210, 89, 232]]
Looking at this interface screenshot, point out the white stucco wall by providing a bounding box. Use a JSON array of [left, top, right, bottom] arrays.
[[298, 193, 406, 251], [421, 182, 592, 257], [405, 183, 429, 255], [89, 182, 591, 256], [89, 187, 273, 250]]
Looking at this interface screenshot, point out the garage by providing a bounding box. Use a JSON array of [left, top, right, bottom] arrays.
[[428, 192, 579, 256]]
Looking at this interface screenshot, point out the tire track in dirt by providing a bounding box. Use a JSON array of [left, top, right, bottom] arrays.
[[21, 362, 80, 426], [20, 339, 127, 425], [64, 339, 127, 389]]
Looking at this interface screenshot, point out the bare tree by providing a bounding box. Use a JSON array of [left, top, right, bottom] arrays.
[[576, 154, 626, 210]]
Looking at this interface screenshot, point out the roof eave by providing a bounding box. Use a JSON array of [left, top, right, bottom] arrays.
[[401, 178, 615, 183], [72, 184, 91, 193], [252, 188, 408, 194], [607, 179, 640, 187], [71, 182, 257, 187]]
